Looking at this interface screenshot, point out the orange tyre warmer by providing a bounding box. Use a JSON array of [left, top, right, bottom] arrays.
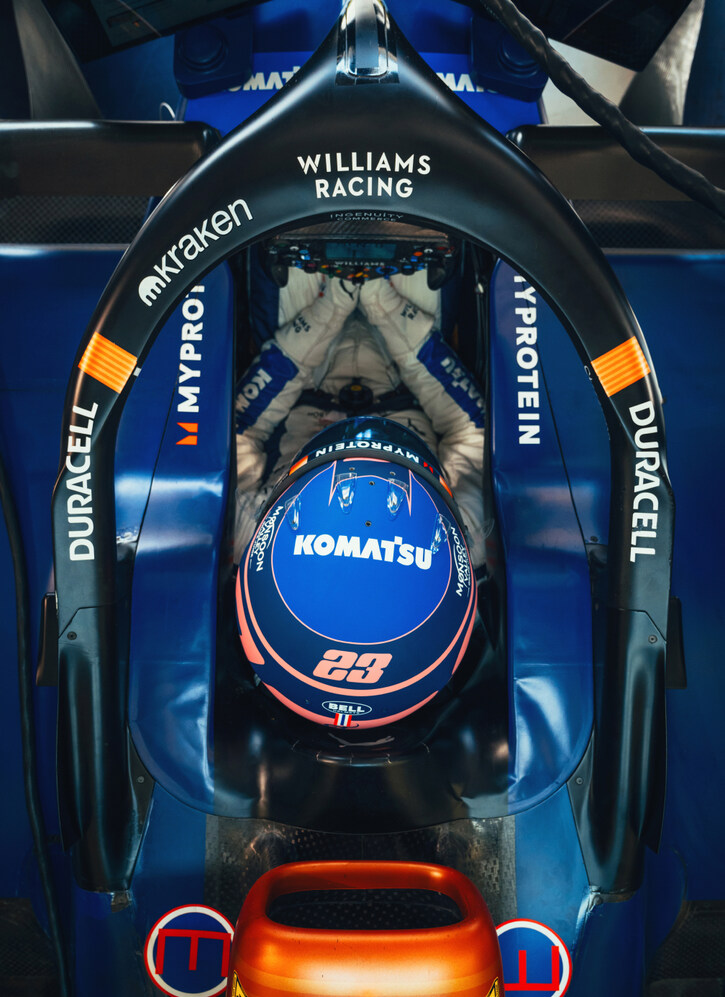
[[227, 861, 503, 997]]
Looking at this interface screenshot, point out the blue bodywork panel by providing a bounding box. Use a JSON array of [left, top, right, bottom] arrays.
[[186, 50, 540, 136], [494, 252, 725, 900], [0, 248, 127, 896], [127, 270, 234, 810], [490, 264, 594, 813]]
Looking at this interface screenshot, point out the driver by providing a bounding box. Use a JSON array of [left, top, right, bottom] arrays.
[[234, 269, 485, 728]]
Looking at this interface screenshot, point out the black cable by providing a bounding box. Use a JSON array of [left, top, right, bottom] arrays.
[[0, 450, 70, 997], [480, 0, 725, 222]]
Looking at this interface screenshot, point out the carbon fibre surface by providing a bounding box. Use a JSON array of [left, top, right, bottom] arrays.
[[0, 899, 58, 996], [648, 902, 725, 988], [203, 817, 517, 929], [0, 194, 148, 243]]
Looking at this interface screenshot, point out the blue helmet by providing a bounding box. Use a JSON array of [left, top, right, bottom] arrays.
[[236, 418, 477, 728]]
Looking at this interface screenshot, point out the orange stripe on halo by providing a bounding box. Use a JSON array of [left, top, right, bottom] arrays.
[[289, 455, 308, 476], [78, 332, 137, 393], [591, 336, 650, 397]]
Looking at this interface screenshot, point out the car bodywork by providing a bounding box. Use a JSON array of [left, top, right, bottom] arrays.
[[0, 1, 723, 994]]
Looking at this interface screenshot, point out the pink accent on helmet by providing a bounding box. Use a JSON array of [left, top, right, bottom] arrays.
[[235, 573, 265, 665]]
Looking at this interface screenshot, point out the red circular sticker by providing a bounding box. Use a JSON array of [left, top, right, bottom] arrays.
[[496, 918, 572, 996], [144, 904, 235, 997]]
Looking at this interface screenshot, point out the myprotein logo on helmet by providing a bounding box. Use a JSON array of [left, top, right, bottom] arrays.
[[293, 533, 433, 569], [313, 441, 421, 462], [138, 199, 253, 307]]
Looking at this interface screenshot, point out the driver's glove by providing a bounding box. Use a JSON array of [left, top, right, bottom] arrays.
[[358, 277, 435, 360], [275, 277, 360, 370]]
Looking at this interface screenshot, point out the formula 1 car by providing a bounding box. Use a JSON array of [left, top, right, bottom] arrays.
[[1, 0, 724, 994]]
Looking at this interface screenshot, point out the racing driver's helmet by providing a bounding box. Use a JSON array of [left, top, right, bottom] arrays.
[[235, 417, 477, 728]]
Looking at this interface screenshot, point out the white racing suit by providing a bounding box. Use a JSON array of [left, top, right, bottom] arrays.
[[235, 269, 486, 566]]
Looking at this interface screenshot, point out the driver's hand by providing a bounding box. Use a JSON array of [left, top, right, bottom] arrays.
[[276, 277, 359, 369], [359, 277, 435, 360]]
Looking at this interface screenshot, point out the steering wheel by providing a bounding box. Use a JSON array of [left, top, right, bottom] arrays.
[[51, 0, 673, 894]]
